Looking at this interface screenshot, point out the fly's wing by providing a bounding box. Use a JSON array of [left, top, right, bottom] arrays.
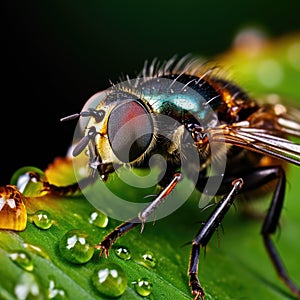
[[277, 106, 300, 138], [210, 115, 300, 166]]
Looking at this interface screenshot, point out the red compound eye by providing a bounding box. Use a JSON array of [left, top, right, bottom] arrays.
[[107, 100, 153, 162]]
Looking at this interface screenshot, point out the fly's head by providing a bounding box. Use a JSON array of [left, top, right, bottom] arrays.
[[70, 89, 155, 181]]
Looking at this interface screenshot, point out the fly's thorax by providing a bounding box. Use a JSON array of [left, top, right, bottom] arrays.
[[139, 75, 222, 128]]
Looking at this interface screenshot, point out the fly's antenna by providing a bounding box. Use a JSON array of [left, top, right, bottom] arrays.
[[60, 108, 105, 123], [60, 113, 81, 122], [72, 126, 98, 157], [60, 108, 105, 157]]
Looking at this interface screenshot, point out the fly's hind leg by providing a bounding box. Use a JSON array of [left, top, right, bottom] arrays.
[[194, 165, 300, 299], [233, 165, 300, 297], [259, 167, 300, 298]]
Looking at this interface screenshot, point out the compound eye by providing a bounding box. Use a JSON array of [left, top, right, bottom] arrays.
[[107, 101, 153, 163]]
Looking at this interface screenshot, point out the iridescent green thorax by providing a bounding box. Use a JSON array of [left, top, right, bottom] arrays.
[[138, 74, 223, 128]]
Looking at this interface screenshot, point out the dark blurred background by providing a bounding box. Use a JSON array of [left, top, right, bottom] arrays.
[[2, 0, 300, 185]]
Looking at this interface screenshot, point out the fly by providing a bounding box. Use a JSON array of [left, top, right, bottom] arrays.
[[58, 56, 300, 300]]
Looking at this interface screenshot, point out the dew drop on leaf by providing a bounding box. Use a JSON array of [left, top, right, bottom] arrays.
[[14, 272, 43, 300], [48, 276, 68, 299], [31, 210, 53, 230], [88, 210, 108, 228], [138, 251, 157, 268], [10, 166, 47, 197], [92, 262, 128, 298], [9, 250, 34, 271], [59, 229, 94, 264], [114, 245, 131, 261], [132, 278, 153, 297]]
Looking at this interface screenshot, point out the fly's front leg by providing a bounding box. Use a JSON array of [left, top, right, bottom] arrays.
[[96, 173, 183, 257], [41, 180, 81, 196], [43, 176, 100, 196], [28, 170, 100, 196], [188, 178, 244, 300], [18, 171, 81, 196]]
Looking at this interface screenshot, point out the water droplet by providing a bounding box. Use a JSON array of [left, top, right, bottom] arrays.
[[59, 229, 94, 264], [139, 251, 157, 268], [114, 246, 131, 261], [14, 272, 43, 300], [88, 210, 108, 228], [31, 210, 53, 230], [23, 243, 50, 260], [10, 166, 47, 197], [92, 262, 128, 298], [132, 278, 153, 297], [9, 250, 34, 271], [0, 185, 27, 231], [48, 276, 68, 299]]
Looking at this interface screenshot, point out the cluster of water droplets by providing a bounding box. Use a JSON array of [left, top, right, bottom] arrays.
[[4, 166, 159, 298], [8, 243, 67, 299]]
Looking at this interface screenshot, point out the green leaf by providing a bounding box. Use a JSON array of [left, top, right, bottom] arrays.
[[1, 31, 300, 300]]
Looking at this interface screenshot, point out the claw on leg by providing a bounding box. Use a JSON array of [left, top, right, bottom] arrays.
[[95, 219, 139, 258], [189, 274, 205, 300], [95, 237, 113, 258]]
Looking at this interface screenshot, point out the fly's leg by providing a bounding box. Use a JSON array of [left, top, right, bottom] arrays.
[[96, 173, 183, 257], [195, 165, 300, 299], [259, 167, 300, 298], [138, 173, 183, 231], [25, 171, 97, 196], [95, 217, 140, 257], [224, 166, 300, 297], [19, 171, 80, 196], [43, 176, 98, 196], [188, 178, 244, 300], [42, 181, 80, 196]]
